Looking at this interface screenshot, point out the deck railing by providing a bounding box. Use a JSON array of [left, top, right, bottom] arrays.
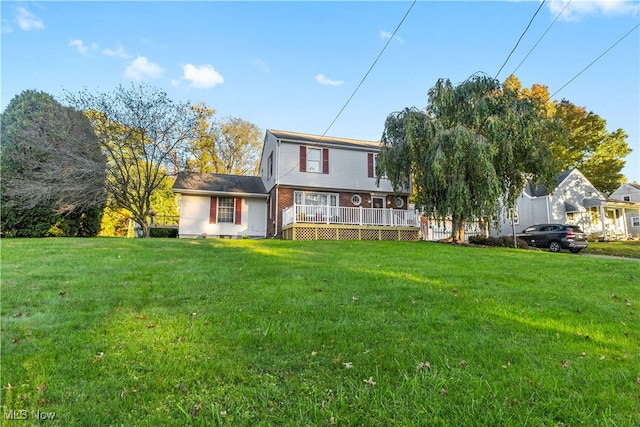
[[282, 204, 419, 227]]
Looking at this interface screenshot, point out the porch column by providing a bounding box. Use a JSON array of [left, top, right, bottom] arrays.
[[600, 204, 607, 240]]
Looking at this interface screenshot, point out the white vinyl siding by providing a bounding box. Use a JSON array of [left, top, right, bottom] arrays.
[[277, 142, 404, 193], [178, 194, 267, 238]]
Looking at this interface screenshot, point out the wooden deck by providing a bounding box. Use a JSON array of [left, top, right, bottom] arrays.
[[281, 223, 419, 241]]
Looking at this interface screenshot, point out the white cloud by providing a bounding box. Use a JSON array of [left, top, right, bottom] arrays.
[[548, 0, 639, 21], [125, 56, 164, 80], [68, 39, 97, 55], [182, 64, 224, 89], [379, 30, 404, 44], [315, 73, 344, 86], [16, 7, 44, 31], [102, 46, 131, 59]]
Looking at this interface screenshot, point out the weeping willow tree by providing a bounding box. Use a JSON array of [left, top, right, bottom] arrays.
[[377, 74, 557, 243]]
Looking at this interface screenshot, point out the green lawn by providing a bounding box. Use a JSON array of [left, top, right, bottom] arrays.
[[583, 239, 640, 259], [1, 238, 639, 426]]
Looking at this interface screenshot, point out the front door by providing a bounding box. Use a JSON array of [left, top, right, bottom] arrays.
[[372, 196, 385, 209]]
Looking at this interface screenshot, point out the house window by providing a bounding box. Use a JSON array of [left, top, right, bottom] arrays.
[[294, 191, 338, 207], [351, 194, 362, 206], [624, 196, 630, 201], [307, 148, 321, 172], [267, 152, 273, 179], [632, 216, 640, 227], [368, 153, 386, 178], [299, 146, 329, 173], [217, 197, 235, 223], [394, 197, 404, 208]]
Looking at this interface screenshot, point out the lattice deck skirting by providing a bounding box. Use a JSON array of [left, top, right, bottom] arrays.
[[281, 224, 419, 241]]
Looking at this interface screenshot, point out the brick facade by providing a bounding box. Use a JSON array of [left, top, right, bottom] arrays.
[[268, 186, 409, 237]]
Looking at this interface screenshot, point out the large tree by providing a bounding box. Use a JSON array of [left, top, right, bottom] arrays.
[[377, 74, 556, 242], [1, 90, 106, 237], [505, 75, 631, 193], [216, 117, 262, 175], [185, 106, 262, 176], [68, 83, 197, 237]]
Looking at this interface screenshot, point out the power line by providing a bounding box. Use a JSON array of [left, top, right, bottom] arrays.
[[511, 0, 572, 76], [320, 0, 417, 139], [551, 23, 639, 98], [494, 0, 546, 80]]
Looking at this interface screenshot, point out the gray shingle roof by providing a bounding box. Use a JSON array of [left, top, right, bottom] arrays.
[[524, 168, 575, 197], [172, 172, 267, 196], [268, 129, 381, 150]]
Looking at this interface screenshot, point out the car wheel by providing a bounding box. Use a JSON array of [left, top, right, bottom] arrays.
[[548, 241, 562, 252], [570, 248, 582, 254]]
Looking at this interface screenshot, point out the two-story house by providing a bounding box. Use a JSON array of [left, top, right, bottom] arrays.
[[609, 182, 640, 238], [173, 129, 419, 240]]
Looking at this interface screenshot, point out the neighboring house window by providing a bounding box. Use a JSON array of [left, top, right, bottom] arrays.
[[351, 194, 362, 206], [267, 152, 273, 179], [299, 146, 329, 174], [394, 197, 405, 208], [623, 196, 630, 201], [209, 197, 242, 225], [632, 216, 640, 227]]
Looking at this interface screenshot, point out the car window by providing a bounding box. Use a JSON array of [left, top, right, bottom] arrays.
[[540, 226, 552, 231], [566, 225, 583, 233], [523, 226, 537, 233]]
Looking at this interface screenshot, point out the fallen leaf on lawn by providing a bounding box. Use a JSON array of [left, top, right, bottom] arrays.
[[120, 388, 127, 399], [363, 377, 377, 386], [12, 313, 22, 318], [5, 383, 13, 391], [343, 362, 353, 369], [190, 403, 202, 416], [561, 359, 570, 369], [139, 315, 146, 320], [416, 361, 431, 371], [636, 377, 640, 385], [59, 291, 66, 297], [311, 351, 317, 356], [147, 324, 155, 329], [220, 410, 227, 417], [599, 355, 606, 360], [351, 296, 358, 301], [37, 383, 46, 392], [440, 388, 448, 395], [12, 337, 19, 344], [37, 398, 46, 405], [181, 387, 188, 393], [459, 360, 467, 367]]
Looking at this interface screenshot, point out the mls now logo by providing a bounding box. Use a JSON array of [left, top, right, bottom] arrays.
[[4, 410, 28, 420]]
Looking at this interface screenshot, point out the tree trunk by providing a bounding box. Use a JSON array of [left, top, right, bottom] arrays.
[[451, 216, 465, 244]]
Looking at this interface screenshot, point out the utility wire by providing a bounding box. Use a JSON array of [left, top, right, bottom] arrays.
[[495, 0, 546, 80], [320, 0, 417, 139], [551, 23, 639, 98], [511, 0, 571, 76]]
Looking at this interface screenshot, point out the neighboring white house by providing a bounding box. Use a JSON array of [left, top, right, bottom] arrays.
[[609, 182, 640, 238], [492, 168, 638, 240], [172, 129, 419, 240]]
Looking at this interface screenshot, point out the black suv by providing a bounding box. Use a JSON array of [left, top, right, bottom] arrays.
[[517, 224, 588, 253]]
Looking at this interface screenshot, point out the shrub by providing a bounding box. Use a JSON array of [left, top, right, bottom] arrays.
[[469, 235, 529, 249], [149, 227, 178, 238]]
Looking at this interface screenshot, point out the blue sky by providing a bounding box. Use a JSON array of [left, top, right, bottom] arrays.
[[2, 1, 639, 184]]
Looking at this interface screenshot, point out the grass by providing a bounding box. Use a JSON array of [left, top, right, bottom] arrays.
[[1, 238, 639, 426], [583, 240, 640, 259]]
